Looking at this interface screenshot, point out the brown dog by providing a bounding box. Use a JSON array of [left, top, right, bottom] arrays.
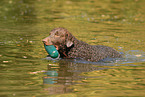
[[42, 28, 122, 62]]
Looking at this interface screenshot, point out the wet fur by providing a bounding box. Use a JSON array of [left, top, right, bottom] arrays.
[[43, 28, 122, 62]]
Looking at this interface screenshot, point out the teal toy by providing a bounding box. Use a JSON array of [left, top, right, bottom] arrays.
[[44, 44, 59, 58]]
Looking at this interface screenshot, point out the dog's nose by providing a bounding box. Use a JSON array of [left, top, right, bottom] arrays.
[[42, 38, 48, 44], [42, 38, 47, 42], [42, 37, 50, 45]]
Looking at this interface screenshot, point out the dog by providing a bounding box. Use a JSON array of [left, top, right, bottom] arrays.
[[42, 28, 122, 62]]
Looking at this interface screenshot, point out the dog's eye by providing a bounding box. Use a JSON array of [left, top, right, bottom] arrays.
[[55, 31, 64, 37], [55, 31, 59, 36], [60, 34, 64, 37]]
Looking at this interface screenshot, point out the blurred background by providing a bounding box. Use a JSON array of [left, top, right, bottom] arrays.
[[0, 0, 145, 97]]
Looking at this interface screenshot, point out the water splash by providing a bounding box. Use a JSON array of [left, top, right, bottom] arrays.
[[43, 50, 145, 66]]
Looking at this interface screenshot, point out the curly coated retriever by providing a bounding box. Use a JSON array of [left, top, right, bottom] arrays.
[[42, 28, 122, 62]]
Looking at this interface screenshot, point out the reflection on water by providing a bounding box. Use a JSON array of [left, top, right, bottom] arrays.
[[0, 0, 145, 97], [42, 59, 110, 94], [41, 49, 145, 95]]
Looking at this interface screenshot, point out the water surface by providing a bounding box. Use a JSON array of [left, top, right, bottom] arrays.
[[0, 0, 145, 97]]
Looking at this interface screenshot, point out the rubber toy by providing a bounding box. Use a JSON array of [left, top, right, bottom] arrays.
[[44, 44, 59, 58]]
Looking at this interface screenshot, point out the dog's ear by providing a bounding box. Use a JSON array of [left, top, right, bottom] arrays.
[[66, 40, 73, 47], [66, 32, 74, 47]]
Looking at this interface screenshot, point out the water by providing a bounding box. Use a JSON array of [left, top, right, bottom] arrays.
[[0, 0, 145, 97]]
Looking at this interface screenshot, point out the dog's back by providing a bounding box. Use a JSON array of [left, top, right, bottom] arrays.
[[67, 39, 122, 62]]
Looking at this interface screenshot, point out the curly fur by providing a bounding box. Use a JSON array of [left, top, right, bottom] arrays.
[[43, 28, 122, 62]]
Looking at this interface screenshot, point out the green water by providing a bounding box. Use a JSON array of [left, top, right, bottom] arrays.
[[0, 0, 145, 97]]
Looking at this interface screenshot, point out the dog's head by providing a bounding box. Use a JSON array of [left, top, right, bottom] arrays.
[[42, 28, 74, 50]]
